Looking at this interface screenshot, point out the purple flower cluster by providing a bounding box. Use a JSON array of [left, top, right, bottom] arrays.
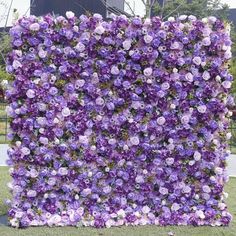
[[5, 12, 233, 228]]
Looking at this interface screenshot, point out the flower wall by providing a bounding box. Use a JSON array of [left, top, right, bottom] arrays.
[[5, 12, 233, 228]]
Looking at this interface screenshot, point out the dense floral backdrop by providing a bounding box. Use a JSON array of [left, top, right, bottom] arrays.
[[5, 12, 233, 228]]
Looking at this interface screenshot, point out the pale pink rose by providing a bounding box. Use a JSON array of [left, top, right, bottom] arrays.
[[27, 190, 37, 197], [130, 136, 140, 145], [202, 71, 210, 80], [181, 115, 190, 124], [38, 50, 47, 58], [123, 39, 132, 50], [144, 34, 153, 44], [81, 188, 92, 196], [197, 105, 207, 113], [75, 79, 85, 88], [161, 82, 170, 90], [143, 67, 153, 76], [202, 185, 211, 193], [61, 107, 71, 117], [185, 72, 193, 82], [75, 42, 85, 52], [95, 97, 105, 105], [135, 175, 144, 184], [159, 187, 168, 195], [13, 60, 22, 69], [202, 37, 211, 46], [182, 185, 191, 194], [171, 203, 180, 211], [156, 116, 166, 125], [193, 56, 202, 65], [29, 23, 40, 31], [194, 151, 201, 161], [58, 167, 68, 176], [26, 89, 35, 98], [166, 158, 174, 165], [94, 25, 105, 35], [79, 135, 89, 144], [111, 65, 120, 75], [21, 147, 30, 155], [222, 80, 231, 89]]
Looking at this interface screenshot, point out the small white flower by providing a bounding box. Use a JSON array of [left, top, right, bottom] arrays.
[[182, 185, 191, 194], [181, 115, 190, 124], [48, 214, 62, 226], [66, 11, 75, 19], [61, 107, 71, 117]]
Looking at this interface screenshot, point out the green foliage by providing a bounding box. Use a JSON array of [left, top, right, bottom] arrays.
[[153, 0, 229, 20], [0, 31, 11, 66], [230, 59, 236, 94]]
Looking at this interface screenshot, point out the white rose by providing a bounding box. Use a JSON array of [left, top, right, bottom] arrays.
[[29, 23, 40, 31], [66, 11, 75, 19], [202, 71, 210, 80], [143, 67, 153, 76], [94, 25, 105, 35], [194, 151, 201, 161], [61, 107, 71, 117], [75, 42, 85, 52], [156, 116, 166, 125], [122, 39, 132, 50], [197, 105, 207, 113], [144, 34, 153, 44]]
